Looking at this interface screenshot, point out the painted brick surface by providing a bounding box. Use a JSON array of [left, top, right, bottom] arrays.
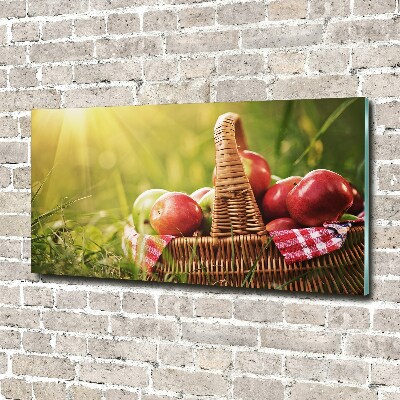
[[0, 1, 399, 399]]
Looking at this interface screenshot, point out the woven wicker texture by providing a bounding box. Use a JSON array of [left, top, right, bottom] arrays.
[[211, 113, 265, 237]]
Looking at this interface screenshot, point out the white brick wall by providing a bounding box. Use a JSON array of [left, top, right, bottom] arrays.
[[0, 0, 399, 398]]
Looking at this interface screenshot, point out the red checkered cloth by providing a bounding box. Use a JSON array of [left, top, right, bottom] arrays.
[[122, 222, 174, 273], [269, 219, 364, 265]]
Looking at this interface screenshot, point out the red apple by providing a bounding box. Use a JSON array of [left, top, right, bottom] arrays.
[[213, 150, 271, 200], [286, 169, 353, 227], [190, 187, 212, 203], [347, 182, 364, 215], [150, 192, 203, 236], [266, 218, 302, 232], [261, 176, 302, 222]]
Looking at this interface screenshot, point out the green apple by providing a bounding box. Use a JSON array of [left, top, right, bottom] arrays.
[[132, 189, 168, 234], [198, 188, 215, 236]]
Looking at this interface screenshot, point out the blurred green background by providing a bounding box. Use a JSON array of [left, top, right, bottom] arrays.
[[31, 98, 366, 280]]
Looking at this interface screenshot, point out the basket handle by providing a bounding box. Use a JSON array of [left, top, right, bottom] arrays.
[[211, 112, 266, 238]]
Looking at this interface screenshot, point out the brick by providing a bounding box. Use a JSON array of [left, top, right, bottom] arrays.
[[79, 361, 148, 387], [218, 53, 264, 76], [268, 0, 307, 20], [1, 379, 32, 400], [285, 303, 325, 326], [153, 367, 228, 396], [373, 251, 400, 275], [159, 343, 193, 367], [373, 227, 400, 249], [0, 352, 7, 373], [326, 18, 400, 44], [0, 0, 26, 18], [122, 292, 155, 314], [30, 41, 93, 63], [0, 215, 30, 236], [218, 2, 265, 25], [353, 45, 400, 70], [270, 75, 358, 100], [141, 396, 174, 400], [0, 261, 39, 282], [89, 291, 120, 312], [197, 348, 232, 370], [143, 10, 176, 31], [12, 21, 39, 42], [375, 101, 400, 128], [74, 17, 105, 37], [0, 192, 30, 213], [0, 239, 21, 259], [64, 86, 133, 108], [372, 363, 400, 386], [0, 68, 6, 87], [0, 166, 11, 187], [42, 65, 73, 86], [22, 331, 52, 353], [0, 46, 26, 66], [56, 289, 87, 309], [18, 115, 30, 137], [23, 285, 53, 307], [0, 116, 18, 138], [269, 51, 305, 74], [308, 48, 350, 74], [88, 338, 157, 362], [216, 78, 266, 101], [28, 0, 89, 16], [143, 58, 178, 81], [179, 7, 215, 28], [373, 280, 400, 302], [378, 164, 400, 191], [233, 376, 284, 400], [33, 383, 67, 400], [194, 297, 232, 319], [290, 382, 375, 400], [111, 316, 178, 340], [261, 328, 341, 354], [328, 360, 369, 384], [105, 389, 138, 400], [373, 195, 400, 221], [327, 306, 369, 329], [374, 135, 400, 160], [13, 354, 75, 379], [22, 239, 30, 259], [235, 351, 281, 375], [166, 31, 239, 54], [108, 13, 140, 34], [75, 60, 141, 84], [365, 73, 400, 98], [55, 334, 86, 356], [13, 167, 31, 189], [70, 385, 102, 400], [286, 356, 328, 380], [0, 89, 61, 112], [344, 333, 400, 359], [96, 37, 162, 58], [242, 24, 323, 49], [0, 285, 20, 305], [374, 309, 400, 333], [310, 0, 349, 17], [180, 57, 215, 79], [354, 0, 395, 15], [0, 329, 21, 349], [139, 80, 209, 105], [182, 321, 257, 347], [381, 394, 400, 400], [91, 0, 157, 10], [41, 20, 73, 40], [43, 311, 108, 334], [0, 142, 28, 164], [234, 299, 283, 323]]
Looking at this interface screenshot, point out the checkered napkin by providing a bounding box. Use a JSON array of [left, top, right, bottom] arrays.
[[269, 219, 363, 265], [122, 222, 174, 273]]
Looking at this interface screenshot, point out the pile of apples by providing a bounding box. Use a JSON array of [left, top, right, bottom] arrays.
[[132, 150, 364, 237]]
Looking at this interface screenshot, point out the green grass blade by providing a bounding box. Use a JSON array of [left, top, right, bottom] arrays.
[[32, 167, 55, 203], [294, 98, 357, 166]]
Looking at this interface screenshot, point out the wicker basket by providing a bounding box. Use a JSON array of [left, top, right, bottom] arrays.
[[154, 112, 365, 294]]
